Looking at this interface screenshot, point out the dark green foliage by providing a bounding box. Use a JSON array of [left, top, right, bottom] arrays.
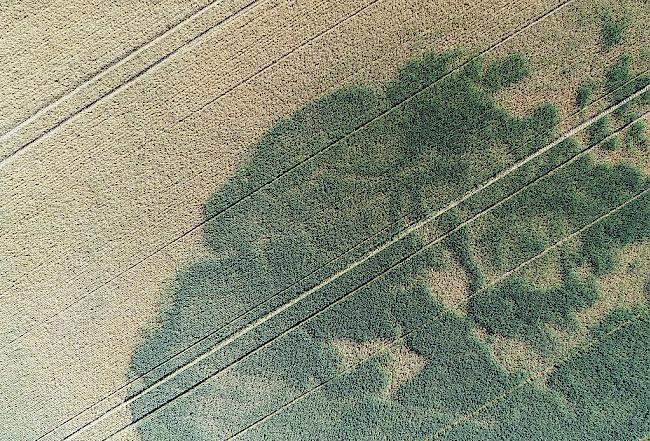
[[386, 50, 460, 104], [589, 116, 610, 145], [245, 330, 340, 390], [150, 50, 566, 382], [607, 53, 632, 94], [445, 226, 485, 293], [638, 75, 650, 105], [600, 10, 628, 50], [602, 135, 620, 151], [449, 134, 648, 354], [396, 310, 514, 413], [469, 274, 599, 348], [591, 304, 647, 338], [482, 53, 529, 92], [626, 121, 648, 150], [577, 192, 650, 276], [234, 304, 515, 441], [307, 279, 404, 342], [548, 311, 650, 440], [468, 153, 646, 278], [130, 48, 650, 441], [436, 308, 650, 441], [528, 103, 560, 137], [324, 353, 391, 399], [603, 53, 649, 124], [437, 382, 579, 441], [575, 81, 595, 109]]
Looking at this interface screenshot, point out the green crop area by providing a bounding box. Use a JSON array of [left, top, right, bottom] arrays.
[[127, 19, 650, 441], [5, 1, 650, 440]]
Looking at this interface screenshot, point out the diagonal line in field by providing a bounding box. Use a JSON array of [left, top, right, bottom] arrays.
[[35, 69, 649, 436], [228, 184, 650, 441], [1, 0, 573, 352], [0, 0, 512, 292], [84, 92, 647, 440], [41, 94, 647, 440], [1, 0, 392, 349], [0, 0, 261, 158], [0, 0, 386, 166]]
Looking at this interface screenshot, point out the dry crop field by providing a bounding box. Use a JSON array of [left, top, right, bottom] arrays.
[[0, 0, 648, 439]]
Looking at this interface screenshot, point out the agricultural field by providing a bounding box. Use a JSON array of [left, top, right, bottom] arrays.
[[0, 0, 648, 440]]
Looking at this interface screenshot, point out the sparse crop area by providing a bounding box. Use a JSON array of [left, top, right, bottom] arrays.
[[2, 0, 649, 440]]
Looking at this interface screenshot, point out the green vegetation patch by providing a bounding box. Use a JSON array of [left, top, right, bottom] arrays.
[[589, 116, 611, 144], [470, 274, 599, 349], [604, 53, 650, 124], [600, 9, 629, 50], [626, 120, 648, 150], [129, 48, 649, 441], [602, 135, 620, 151], [576, 81, 595, 109], [440, 309, 650, 441], [464, 161, 648, 349]]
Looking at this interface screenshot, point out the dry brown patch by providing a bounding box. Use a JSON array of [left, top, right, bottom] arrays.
[[0, 226, 212, 440], [475, 323, 585, 378], [578, 241, 650, 328], [474, 326, 547, 373], [428, 256, 471, 314], [523, 251, 565, 289], [594, 145, 650, 175], [331, 338, 427, 396]]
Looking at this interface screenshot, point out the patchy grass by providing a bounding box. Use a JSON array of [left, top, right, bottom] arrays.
[[578, 241, 650, 328], [589, 116, 612, 144], [331, 338, 427, 396], [626, 120, 649, 150], [427, 254, 472, 315], [439, 310, 650, 441], [603, 135, 621, 151]]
